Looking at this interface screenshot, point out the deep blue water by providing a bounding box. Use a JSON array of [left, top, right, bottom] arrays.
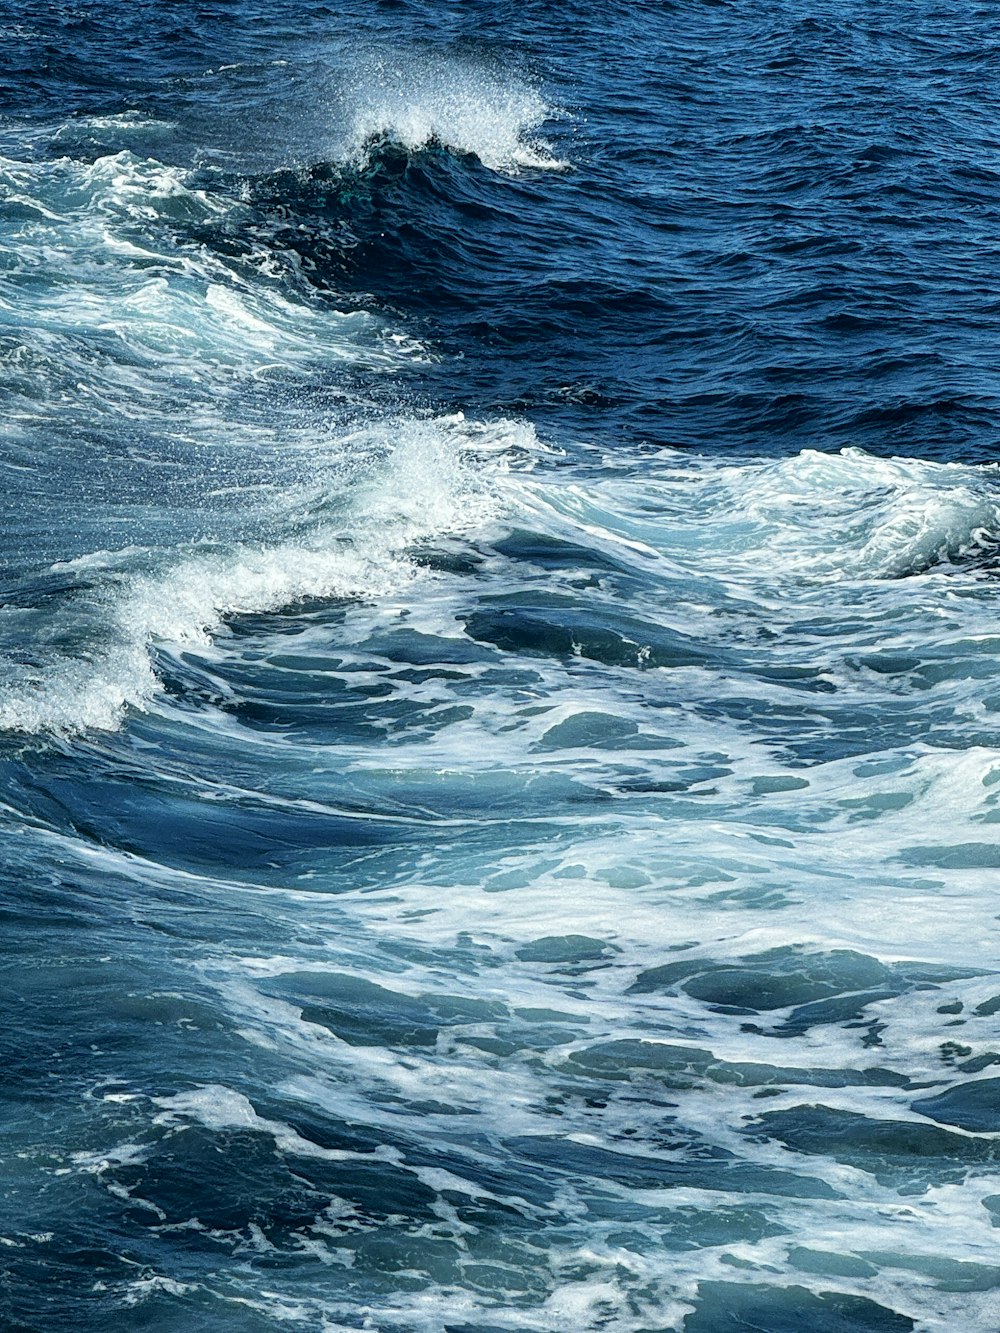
[[3, 3, 1000, 1330]]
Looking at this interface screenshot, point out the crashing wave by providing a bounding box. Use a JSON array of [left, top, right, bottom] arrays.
[[0, 415, 526, 735]]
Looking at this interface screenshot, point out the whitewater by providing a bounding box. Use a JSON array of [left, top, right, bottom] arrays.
[[3, 4, 1000, 1332]]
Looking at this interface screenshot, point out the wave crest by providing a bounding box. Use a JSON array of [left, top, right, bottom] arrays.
[[331, 51, 566, 174], [714, 448, 1000, 580], [0, 415, 526, 735], [532, 448, 1000, 587]]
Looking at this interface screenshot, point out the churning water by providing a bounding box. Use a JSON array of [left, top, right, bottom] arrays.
[[3, 3, 1000, 1330]]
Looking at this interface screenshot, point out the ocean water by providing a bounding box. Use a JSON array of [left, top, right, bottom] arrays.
[[3, 2, 1000, 1330]]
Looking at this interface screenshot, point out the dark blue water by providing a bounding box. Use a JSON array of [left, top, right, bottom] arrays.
[[3, 3, 1000, 1330]]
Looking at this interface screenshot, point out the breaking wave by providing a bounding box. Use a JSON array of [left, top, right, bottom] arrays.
[[329, 50, 567, 173], [0, 415, 522, 734]]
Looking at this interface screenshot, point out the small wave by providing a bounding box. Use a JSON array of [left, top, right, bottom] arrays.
[[713, 448, 1000, 581], [330, 50, 566, 174], [0, 149, 228, 229], [528, 447, 1000, 588], [50, 111, 178, 156], [0, 415, 524, 735]]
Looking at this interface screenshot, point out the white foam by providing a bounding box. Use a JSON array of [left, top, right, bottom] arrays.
[[152, 1084, 389, 1164], [522, 447, 1000, 587], [0, 149, 403, 403], [122, 1275, 198, 1307], [712, 447, 1000, 580]]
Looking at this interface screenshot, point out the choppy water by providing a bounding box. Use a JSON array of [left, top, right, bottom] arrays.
[[3, 3, 1000, 1330]]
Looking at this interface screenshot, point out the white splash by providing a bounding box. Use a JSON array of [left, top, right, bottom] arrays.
[[332, 50, 567, 173]]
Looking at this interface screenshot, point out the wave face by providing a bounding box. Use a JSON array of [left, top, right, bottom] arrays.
[[4, 3, 1000, 1332]]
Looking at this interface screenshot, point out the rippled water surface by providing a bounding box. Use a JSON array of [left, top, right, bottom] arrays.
[[3, 3, 1000, 1330]]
